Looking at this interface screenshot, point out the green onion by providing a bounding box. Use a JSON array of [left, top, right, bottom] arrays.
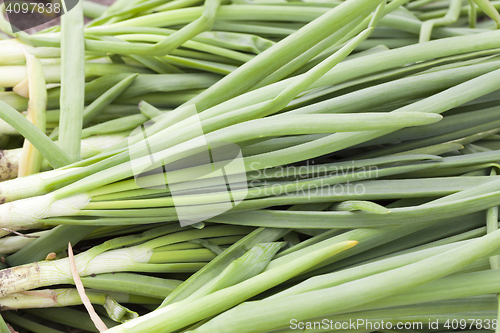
[[190, 228, 500, 333], [17, 50, 47, 176], [0, 225, 251, 296], [2, 0, 500, 330]]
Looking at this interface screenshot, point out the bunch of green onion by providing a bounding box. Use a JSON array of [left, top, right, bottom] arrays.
[[1, 0, 500, 331]]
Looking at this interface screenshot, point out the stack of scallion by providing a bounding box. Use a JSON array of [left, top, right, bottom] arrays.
[[1, 0, 500, 331]]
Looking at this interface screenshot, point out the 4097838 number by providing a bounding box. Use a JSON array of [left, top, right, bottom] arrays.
[[444, 319, 498, 330], [5, 2, 61, 14]]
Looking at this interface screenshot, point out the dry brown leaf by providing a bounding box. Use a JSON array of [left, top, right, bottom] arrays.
[[68, 242, 108, 332], [6, 323, 18, 333]]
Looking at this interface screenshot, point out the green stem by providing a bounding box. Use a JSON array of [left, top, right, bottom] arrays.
[[59, 0, 86, 163], [190, 229, 500, 333], [0, 101, 71, 168], [107, 240, 357, 333], [1, 312, 64, 333], [468, 0, 477, 28], [0, 314, 10, 333], [18, 51, 47, 177], [161, 227, 288, 306], [419, 0, 462, 43]]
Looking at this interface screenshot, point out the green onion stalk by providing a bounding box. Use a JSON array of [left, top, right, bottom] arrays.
[[0, 288, 159, 317], [183, 227, 500, 333], [0, 62, 149, 88], [0, 224, 251, 297], [106, 238, 358, 332], [17, 307, 119, 331], [0, 133, 127, 181]]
